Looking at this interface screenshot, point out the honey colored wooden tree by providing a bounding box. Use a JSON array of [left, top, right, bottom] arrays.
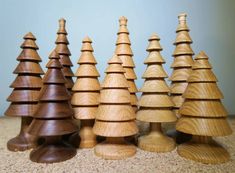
[[5, 32, 44, 151], [137, 34, 177, 152], [28, 50, 78, 163], [93, 55, 138, 160], [168, 13, 194, 143], [115, 16, 138, 112], [70, 37, 100, 148], [176, 51, 232, 164], [55, 18, 74, 91]]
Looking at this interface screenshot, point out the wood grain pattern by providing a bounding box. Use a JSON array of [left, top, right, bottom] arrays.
[[71, 92, 99, 106], [5, 103, 38, 117], [78, 52, 97, 64], [105, 64, 126, 73], [146, 40, 162, 51], [99, 89, 130, 104], [75, 64, 100, 77], [176, 116, 232, 136], [142, 64, 168, 78], [170, 55, 193, 68], [14, 61, 44, 74], [192, 59, 212, 69], [7, 89, 40, 102], [144, 51, 165, 64], [124, 67, 137, 79], [180, 100, 227, 117], [169, 68, 192, 81], [94, 137, 136, 160], [171, 95, 184, 108], [173, 43, 194, 56], [115, 44, 133, 55], [119, 55, 135, 67], [138, 94, 174, 107], [138, 123, 175, 152], [170, 82, 188, 94], [17, 49, 41, 61], [10, 75, 42, 89], [73, 107, 97, 119], [174, 31, 192, 44], [116, 33, 131, 44], [72, 78, 100, 91], [177, 136, 230, 164], [188, 69, 217, 82], [127, 80, 138, 93], [102, 73, 128, 88], [140, 79, 170, 93], [93, 121, 138, 137]]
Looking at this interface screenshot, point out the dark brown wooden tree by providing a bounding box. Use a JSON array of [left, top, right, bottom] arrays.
[[5, 32, 44, 151], [55, 18, 74, 92], [28, 50, 78, 163]]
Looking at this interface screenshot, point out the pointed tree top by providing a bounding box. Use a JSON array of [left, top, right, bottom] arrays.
[[119, 16, 128, 26], [108, 54, 122, 64], [82, 36, 92, 43], [23, 32, 36, 40], [47, 50, 62, 68], [195, 51, 209, 60], [49, 49, 60, 59], [57, 18, 67, 34], [148, 33, 160, 41]]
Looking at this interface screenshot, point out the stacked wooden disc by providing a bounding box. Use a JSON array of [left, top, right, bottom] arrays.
[[28, 50, 77, 163], [137, 34, 177, 152], [176, 51, 232, 164], [55, 18, 74, 91], [169, 13, 194, 117], [70, 36, 100, 148], [5, 32, 44, 151], [115, 16, 138, 112], [93, 55, 138, 160]]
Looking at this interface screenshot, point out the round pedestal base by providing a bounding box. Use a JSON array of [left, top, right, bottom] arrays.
[[7, 134, 37, 152], [94, 139, 136, 160], [30, 140, 76, 163], [177, 142, 230, 164], [138, 134, 175, 152]]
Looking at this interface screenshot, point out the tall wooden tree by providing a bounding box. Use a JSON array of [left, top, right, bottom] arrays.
[[176, 51, 232, 164], [137, 34, 177, 152], [55, 18, 74, 91], [28, 50, 77, 163], [93, 55, 138, 160], [70, 36, 100, 148], [115, 16, 138, 112], [5, 32, 44, 151]]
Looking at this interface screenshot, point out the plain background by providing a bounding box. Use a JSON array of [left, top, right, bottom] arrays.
[[0, 0, 235, 116]]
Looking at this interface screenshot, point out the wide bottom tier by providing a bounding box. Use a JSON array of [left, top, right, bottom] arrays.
[[30, 136, 76, 163], [94, 137, 136, 160], [177, 136, 230, 164]]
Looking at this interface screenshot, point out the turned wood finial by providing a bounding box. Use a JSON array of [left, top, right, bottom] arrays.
[[59, 18, 66, 28], [119, 16, 128, 26], [178, 13, 187, 24]]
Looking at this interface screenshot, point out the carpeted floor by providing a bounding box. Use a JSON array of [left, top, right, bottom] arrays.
[[0, 117, 234, 173]]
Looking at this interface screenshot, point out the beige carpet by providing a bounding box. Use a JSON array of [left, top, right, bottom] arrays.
[[0, 117, 234, 173]]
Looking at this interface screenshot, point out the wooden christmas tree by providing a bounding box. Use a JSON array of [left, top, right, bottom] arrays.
[[93, 55, 138, 160], [70, 36, 100, 148], [55, 18, 74, 91], [5, 32, 44, 151], [168, 13, 194, 143], [137, 34, 177, 152], [176, 51, 232, 164], [115, 16, 138, 112], [169, 13, 194, 117], [28, 50, 78, 163]]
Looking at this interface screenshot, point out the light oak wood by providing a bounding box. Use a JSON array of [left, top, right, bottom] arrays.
[[127, 80, 138, 93], [173, 43, 194, 56], [78, 52, 97, 64], [96, 105, 135, 121], [174, 31, 192, 44], [176, 13, 189, 32], [138, 123, 175, 152], [81, 42, 94, 52], [176, 116, 232, 136], [73, 107, 97, 119], [102, 73, 129, 88], [105, 64, 126, 73], [75, 64, 100, 77], [192, 59, 212, 69], [188, 69, 217, 82], [119, 55, 135, 67], [170, 55, 193, 68], [138, 94, 174, 107], [72, 78, 100, 91], [115, 44, 133, 55], [169, 68, 192, 81], [94, 137, 136, 160], [116, 33, 131, 44], [177, 136, 230, 164], [71, 92, 99, 106], [140, 79, 170, 93], [137, 108, 177, 122], [118, 25, 129, 33], [108, 54, 123, 64], [93, 121, 138, 137], [170, 82, 188, 94], [183, 83, 223, 99], [130, 93, 138, 106], [146, 40, 162, 51], [180, 100, 227, 117], [144, 51, 165, 64], [142, 64, 168, 78], [194, 51, 209, 60], [99, 89, 130, 104], [171, 95, 184, 108], [124, 67, 137, 79]]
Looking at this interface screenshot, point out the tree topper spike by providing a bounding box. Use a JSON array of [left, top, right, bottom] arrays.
[[195, 51, 209, 60], [178, 13, 187, 23], [59, 18, 66, 27], [119, 16, 128, 26]]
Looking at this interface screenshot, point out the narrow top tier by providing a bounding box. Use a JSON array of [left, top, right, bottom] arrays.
[[146, 33, 162, 52], [81, 36, 94, 52], [21, 32, 39, 50], [176, 13, 189, 32], [119, 16, 128, 26], [57, 18, 67, 35], [194, 51, 209, 60]]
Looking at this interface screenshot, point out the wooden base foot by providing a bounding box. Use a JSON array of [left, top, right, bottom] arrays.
[[79, 120, 97, 148], [94, 137, 136, 160], [30, 136, 76, 163], [138, 123, 175, 152], [177, 136, 230, 164], [7, 117, 38, 152]]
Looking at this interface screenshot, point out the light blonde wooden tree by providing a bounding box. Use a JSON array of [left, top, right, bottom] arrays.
[[115, 16, 138, 112], [71, 37, 100, 148], [137, 34, 177, 152], [55, 18, 74, 91], [176, 51, 232, 164], [93, 55, 138, 160]]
